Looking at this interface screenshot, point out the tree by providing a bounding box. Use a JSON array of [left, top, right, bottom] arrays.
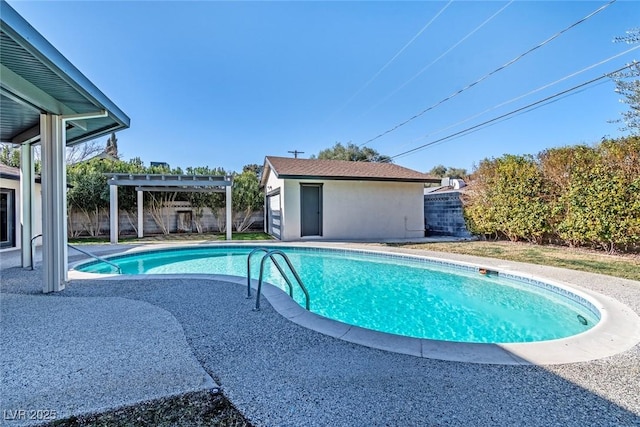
[[552, 137, 640, 253], [0, 144, 21, 168], [231, 169, 263, 232], [428, 165, 447, 177], [66, 157, 144, 237], [66, 140, 103, 164], [0, 144, 42, 173], [2, 139, 104, 169], [184, 166, 227, 233], [67, 159, 111, 236], [312, 142, 392, 163], [143, 162, 183, 235], [466, 138, 640, 252], [242, 163, 263, 175], [465, 155, 551, 243], [610, 28, 640, 135], [428, 164, 468, 179], [105, 132, 119, 158]]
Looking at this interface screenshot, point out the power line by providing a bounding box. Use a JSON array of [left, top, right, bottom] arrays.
[[392, 81, 609, 161], [325, 0, 453, 120], [358, 0, 514, 120], [359, 0, 617, 148], [391, 44, 640, 153], [387, 63, 633, 161]]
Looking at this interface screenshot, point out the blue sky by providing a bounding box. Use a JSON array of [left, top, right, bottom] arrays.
[[8, 0, 640, 174]]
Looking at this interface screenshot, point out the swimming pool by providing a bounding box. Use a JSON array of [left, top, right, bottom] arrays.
[[75, 245, 600, 344]]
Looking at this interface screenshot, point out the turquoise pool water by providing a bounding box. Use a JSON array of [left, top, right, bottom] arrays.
[[77, 246, 599, 343]]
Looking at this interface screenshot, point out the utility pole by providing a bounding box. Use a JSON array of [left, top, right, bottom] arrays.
[[288, 150, 304, 159]]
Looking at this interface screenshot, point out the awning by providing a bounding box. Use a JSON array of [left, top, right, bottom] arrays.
[[1, 1, 130, 145]]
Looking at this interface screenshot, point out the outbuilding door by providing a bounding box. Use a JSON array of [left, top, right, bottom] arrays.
[[300, 184, 322, 237]]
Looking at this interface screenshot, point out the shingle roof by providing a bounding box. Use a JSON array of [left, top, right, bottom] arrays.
[[262, 156, 437, 185], [0, 164, 20, 180]]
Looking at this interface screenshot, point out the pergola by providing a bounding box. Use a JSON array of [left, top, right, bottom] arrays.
[[1, 2, 130, 292], [105, 173, 233, 243]]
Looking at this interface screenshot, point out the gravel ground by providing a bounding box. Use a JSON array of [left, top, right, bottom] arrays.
[[45, 390, 250, 427], [1, 245, 639, 426]]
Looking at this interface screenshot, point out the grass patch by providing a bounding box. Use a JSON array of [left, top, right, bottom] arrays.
[[230, 232, 272, 241], [390, 241, 640, 281], [69, 232, 273, 245]]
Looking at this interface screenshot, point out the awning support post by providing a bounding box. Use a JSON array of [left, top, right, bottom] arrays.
[[40, 113, 67, 293], [19, 143, 34, 268]]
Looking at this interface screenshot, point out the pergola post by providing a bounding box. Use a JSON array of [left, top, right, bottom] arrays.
[[110, 184, 118, 244], [137, 190, 144, 238], [40, 113, 67, 293], [226, 176, 232, 241], [19, 142, 34, 268]]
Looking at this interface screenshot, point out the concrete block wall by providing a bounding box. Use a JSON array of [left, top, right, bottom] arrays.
[[424, 192, 471, 237]]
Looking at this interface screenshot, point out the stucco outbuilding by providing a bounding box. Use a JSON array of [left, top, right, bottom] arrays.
[[261, 156, 436, 241]]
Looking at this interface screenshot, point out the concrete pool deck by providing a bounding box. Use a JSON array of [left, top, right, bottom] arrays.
[[1, 242, 640, 426]]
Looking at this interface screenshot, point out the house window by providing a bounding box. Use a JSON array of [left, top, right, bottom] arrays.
[[1, 188, 15, 248]]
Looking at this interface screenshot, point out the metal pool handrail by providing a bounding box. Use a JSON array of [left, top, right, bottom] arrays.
[[67, 244, 122, 274], [247, 247, 295, 299], [30, 234, 42, 270], [246, 247, 271, 298], [253, 249, 310, 311]]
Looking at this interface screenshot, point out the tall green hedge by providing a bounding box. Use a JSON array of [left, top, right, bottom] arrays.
[[464, 136, 640, 253]]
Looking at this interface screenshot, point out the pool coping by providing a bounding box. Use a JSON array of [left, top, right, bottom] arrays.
[[68, 242, 640, 366]]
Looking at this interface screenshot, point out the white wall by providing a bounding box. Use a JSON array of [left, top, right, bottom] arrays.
[[278, 179, 425, 240], [264, 172, 286, 237], [0, 178, 42, 250]]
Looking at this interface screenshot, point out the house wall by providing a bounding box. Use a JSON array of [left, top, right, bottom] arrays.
[[0, 178, 43, 250], [271, 178, 425, 240]]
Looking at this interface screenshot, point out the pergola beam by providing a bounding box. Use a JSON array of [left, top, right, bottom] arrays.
[[106, 173, 231, 187], [134, 187, 227, 193], [118, 179, 230, 186]]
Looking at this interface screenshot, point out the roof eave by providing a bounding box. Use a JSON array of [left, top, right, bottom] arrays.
[[276, 174, 431, 183], [66, 121, 126, 146], [259, 157, 277, 188], [0, 172, 42, 183]]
